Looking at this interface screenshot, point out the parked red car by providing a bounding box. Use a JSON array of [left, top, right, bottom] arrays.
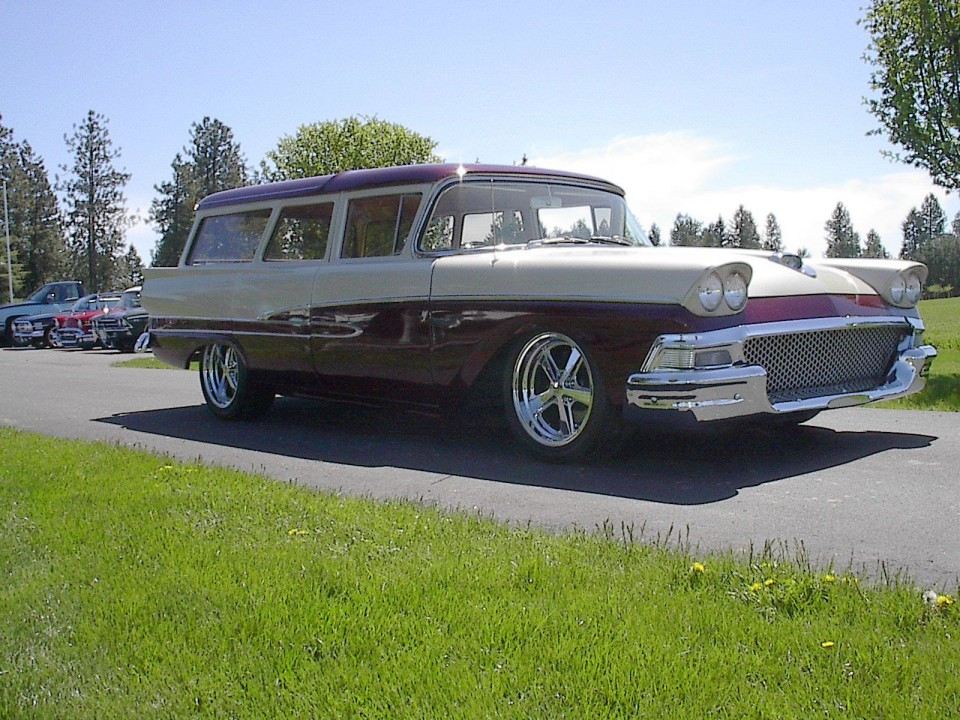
[[51, 293, 122, 349]]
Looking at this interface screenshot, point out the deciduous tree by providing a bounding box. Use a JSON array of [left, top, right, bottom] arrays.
[[261, 115, 440, 181], [863, 0, 960, 189]]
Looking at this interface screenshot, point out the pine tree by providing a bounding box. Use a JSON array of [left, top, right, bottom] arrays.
[[900, 208, 922, 259], [0, 115, 65, 297], [728, 205, 761, 249], [701, 216, 725, 248], [863, 229, 889, 258], [59, 111, 132, 291], [669, 214, 703, 246], [825, 202, 861, 258], [115, 244, 144, 288], [953, 210, 960, 237], [918, 193, 946, 243], [763, 213, 783, 252], [151, 118, 247, 266], [647, 222, 661, 246]]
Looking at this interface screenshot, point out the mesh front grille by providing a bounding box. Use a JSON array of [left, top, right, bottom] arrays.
[[743, 325, 905, 403], [96, 317, 121, 329]]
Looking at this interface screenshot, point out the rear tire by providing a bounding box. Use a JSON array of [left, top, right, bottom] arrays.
[[503, 331, 613, 461], [199, 343, 275, 420]]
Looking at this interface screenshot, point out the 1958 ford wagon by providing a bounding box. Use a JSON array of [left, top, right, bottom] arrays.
[[141, 163, 937, 460]]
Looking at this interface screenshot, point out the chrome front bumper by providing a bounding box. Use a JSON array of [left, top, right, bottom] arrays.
[[625, 315, 937, 421]]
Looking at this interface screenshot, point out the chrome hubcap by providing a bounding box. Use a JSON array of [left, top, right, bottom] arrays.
[[202, 344, 240, 409], [512, 333, 594, 447]]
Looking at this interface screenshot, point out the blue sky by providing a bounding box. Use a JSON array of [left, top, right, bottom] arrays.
[[2, 0, 955, 259]]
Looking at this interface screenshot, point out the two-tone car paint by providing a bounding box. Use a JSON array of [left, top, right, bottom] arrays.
[[142, 164, 936, 459]]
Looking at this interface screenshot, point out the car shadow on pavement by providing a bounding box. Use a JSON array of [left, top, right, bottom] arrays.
[[95, 397, 937, 505]]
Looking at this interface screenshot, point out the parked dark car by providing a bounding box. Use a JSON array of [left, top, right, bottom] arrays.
[[93, 286, 148, 352], [12, 310, 62, 348], [51, 293, 122, 349], [0, 281, 85, 345]]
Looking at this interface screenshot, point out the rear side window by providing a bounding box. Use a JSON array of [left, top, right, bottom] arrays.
[[187, 209, 272, 264], [342, 194, 421, 258], [264, 203, 334, 261]]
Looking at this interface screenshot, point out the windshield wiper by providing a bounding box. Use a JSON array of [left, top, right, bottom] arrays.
[[529, 235, 633, 247]]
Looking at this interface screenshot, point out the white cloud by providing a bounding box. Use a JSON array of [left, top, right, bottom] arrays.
[[532, 133, 956, 257]]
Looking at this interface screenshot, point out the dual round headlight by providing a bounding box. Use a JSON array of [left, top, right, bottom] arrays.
[[698, 271, 748, 312], [890, 271, 923, 307]]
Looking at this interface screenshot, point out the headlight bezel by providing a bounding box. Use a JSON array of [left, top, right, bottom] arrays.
[[888, 270, 924, 308], [723, 271, 748, 311]]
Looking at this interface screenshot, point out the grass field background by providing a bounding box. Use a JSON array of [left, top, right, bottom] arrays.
[[1, 429, 957, 718], [872, 297, 960, 410]]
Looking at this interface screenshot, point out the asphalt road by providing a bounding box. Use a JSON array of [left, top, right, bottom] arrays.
[[2, 346, 958, 588]]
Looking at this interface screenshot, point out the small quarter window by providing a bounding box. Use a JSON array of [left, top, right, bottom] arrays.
[[188, 209, 272, 264], [264, 203, 334, 261], [342, 194, 422, 259]]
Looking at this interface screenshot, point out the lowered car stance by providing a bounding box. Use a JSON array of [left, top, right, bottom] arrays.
[[141, 164, 937, 460]]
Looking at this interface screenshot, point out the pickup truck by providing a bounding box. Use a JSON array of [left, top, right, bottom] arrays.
[[0, 281, 86, 345]]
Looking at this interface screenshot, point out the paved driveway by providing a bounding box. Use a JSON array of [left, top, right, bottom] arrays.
[[1, 347, 957, 587]]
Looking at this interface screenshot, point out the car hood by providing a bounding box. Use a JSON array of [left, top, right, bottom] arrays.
[[0, 301, 41, 313], [14, 311, 59, 322], [430, 245, 924, 311]]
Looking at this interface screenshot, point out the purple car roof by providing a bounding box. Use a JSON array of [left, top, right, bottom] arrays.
[[197, 163, 624, 210]]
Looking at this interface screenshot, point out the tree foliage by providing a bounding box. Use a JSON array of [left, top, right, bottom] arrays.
[[825, 202, 862, 258], [863, 0, 960, 189], [763, 213, 783, 252], [0, 115, 65, 298], [864, 228, 891, 258], [669, 214, 703, 246], [727, 205, 761, 249], [150, 118, 247, 267], [261, 116, 440, 181], [647, 222, 661, 246], [59, 111, 132, 291]]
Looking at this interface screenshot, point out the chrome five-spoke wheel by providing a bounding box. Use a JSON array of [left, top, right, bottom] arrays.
[[202, 344, 241, 409], [199, 343, 275, 420], [506, 332, 609, 459]]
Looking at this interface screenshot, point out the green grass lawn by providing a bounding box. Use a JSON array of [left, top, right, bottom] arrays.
[[876, 296, 960, 411], [112, 356, 197, 370], [1, 429, 957, 718]]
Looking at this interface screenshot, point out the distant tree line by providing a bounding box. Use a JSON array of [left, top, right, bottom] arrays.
[[663, 195, 960, 297], [665, 206, 796, 255]]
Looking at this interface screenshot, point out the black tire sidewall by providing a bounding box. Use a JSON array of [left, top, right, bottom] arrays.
[[199, 343, 274, 420]]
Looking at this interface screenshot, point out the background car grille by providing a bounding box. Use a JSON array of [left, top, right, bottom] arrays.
[[96, 317, 122, 329], [743, 325, 906, 403]]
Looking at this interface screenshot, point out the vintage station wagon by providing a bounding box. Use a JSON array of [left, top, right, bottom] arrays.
[[141, 164, 937, 460]]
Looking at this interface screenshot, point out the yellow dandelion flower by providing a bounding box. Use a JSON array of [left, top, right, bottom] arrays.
[[822, 574, 836, 583], [820, 641, 835, 649], [691, 562, 706, 574], [764, 578, 775, 587], [936, 595, 955, 609], [749, 582, 763, 592], [287, 528, 308, 536]]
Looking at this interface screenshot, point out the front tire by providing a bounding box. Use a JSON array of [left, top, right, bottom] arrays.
[[199, 343, 275, 420], [503, 331, 612, 461]]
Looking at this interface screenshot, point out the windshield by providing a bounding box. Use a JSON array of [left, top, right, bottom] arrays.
[[28, 285, 54, 303], [420, 181, 650, 251]]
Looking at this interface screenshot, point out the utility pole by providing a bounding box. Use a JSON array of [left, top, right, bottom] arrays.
[[3, 180, 12, 303]]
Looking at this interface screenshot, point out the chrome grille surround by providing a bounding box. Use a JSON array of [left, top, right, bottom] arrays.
[[743, 325, 905, 403], [628, 315, 935, 421]]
